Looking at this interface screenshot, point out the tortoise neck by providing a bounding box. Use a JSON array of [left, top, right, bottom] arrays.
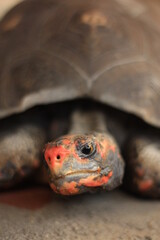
[[69, 110, 108, 134]]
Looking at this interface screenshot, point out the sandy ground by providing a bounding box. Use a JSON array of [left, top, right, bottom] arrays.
[[0, 187, 160, 240]]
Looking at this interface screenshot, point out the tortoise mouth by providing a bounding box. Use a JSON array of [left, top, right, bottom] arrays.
[[54, 167, 111, 181]]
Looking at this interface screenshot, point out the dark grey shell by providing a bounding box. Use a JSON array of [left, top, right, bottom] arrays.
[[0, 0, 160, 127]]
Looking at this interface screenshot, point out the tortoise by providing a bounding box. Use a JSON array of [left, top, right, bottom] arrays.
[[0, 0, 160, 198]]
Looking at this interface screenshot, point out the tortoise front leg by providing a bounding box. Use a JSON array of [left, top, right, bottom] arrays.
[[0, 117, 46, 188], [124, 133, 160, 198]]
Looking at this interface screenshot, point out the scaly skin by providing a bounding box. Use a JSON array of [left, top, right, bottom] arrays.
[[0, 121, 46, 188], [44, 132, 124, 195], [124, 134, 160, 198]]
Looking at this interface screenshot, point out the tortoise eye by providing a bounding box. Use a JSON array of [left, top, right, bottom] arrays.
[[81, 144, 93, 155], [78, 143, 96, 158]]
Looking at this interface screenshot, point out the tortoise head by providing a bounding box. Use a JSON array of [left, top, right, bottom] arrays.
[[44, 132, 124, 195]]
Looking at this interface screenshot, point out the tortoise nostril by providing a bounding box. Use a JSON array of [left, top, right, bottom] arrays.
[[57, 155, 61, 160]]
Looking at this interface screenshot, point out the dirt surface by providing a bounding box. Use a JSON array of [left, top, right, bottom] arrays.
[[0, 187, 160, 240]]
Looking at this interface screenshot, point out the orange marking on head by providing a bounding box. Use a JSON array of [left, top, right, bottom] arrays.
[[97, 140, 109, 159], [96, 143, 103, 155], [45, 145, 70, 167], [138, 179, 153, 192], [79, 171, 113, 187], [59, 181, 79, 195], [97, 139, 116, 161], [62, 139, 71, 145], [44, 145, 71, 176], [50, 171, 113, 195], [109, 145, 116, 153]]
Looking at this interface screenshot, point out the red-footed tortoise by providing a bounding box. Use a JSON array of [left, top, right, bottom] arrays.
[[0, 0, 160, 198]]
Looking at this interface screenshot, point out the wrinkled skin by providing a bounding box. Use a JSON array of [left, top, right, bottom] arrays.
[[0, 120, 46, 188], [124, 133, 160, 198], [44, 132, 124, 195]]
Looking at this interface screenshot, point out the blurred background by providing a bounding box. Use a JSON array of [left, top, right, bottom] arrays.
[[0, 0, 22, 19]]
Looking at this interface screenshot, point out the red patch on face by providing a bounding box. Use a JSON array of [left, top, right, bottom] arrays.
[[62, 139, 71, 145], [96, 143, 104, 157], [79, 171, 113, 187], [51, 171, 113, 195], [59, 181, 79, 195], [109, 145, 116, 153], [96, 139, 116, 160], [45, 145, 70, 168]]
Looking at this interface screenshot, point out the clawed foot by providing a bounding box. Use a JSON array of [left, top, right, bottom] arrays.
[[0, 120, 46, 188], [124, 133, 160, 198]]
